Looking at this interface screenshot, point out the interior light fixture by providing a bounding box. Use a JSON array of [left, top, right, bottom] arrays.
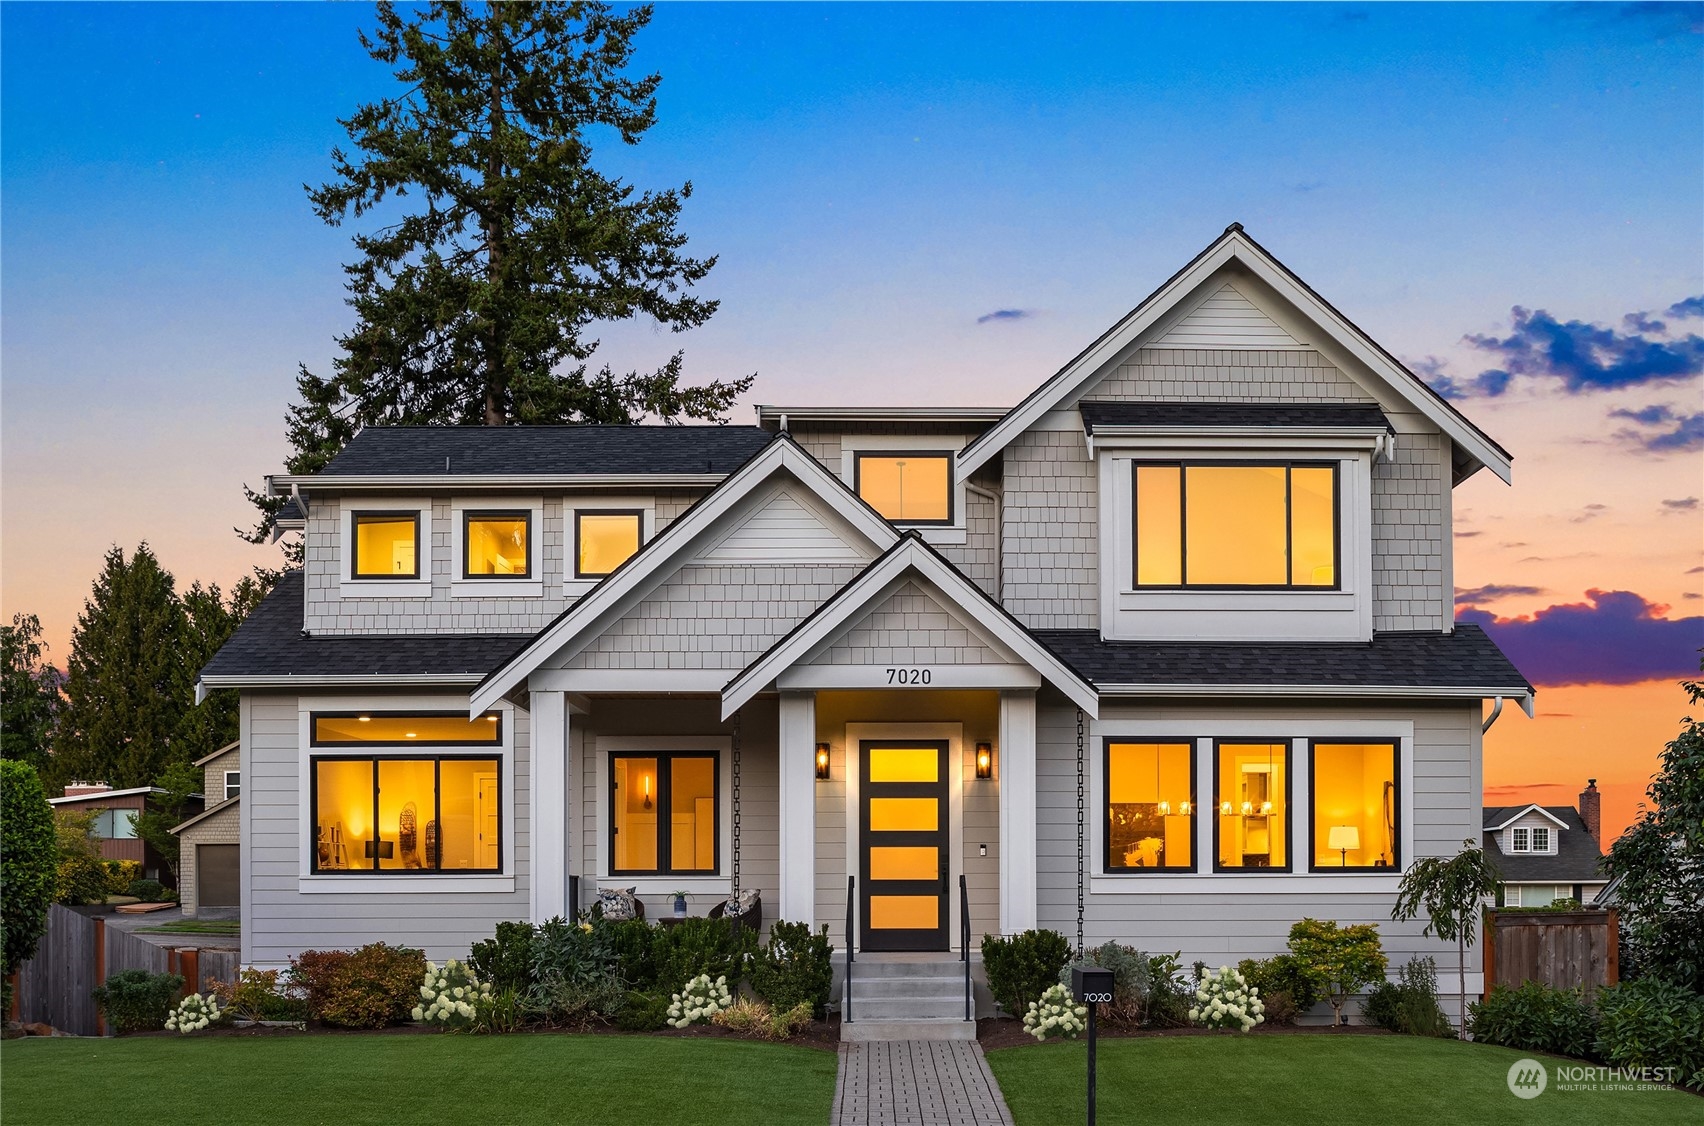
[[643, 773, 653, 809]]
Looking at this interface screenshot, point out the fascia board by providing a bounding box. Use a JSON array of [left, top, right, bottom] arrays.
[[1097, 683, 1534, 705], [273, 473, 727, 493], [1486, 803, 1571, 831]]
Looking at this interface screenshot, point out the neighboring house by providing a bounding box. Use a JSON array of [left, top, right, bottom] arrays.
[[170, 741, 242, 915], [1483, 780, 1608, 907], [199, 225, 1531, 1032], [49, 783, 204, 888]]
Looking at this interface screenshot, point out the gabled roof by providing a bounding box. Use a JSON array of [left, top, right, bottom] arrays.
[[469, 435, 902, 713], [956, 224, 1512, 484], [194, 741, 240, 767], [49, 786, 171, 805], [721, 535, 1100, 718], [1483, 803, 1571, 832], [315, 424, 775, 478], [170, 795, 239, 835], [1078, 401, 1392, 433]]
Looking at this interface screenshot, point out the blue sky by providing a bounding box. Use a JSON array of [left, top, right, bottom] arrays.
[[2, 3, 1701, 835]]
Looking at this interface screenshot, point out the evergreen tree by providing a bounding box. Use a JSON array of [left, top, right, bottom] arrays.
[[1, 613, 62, 773], [54, 545, 185, 789], [173, 578, 269, 763], [247, 1, 750, 543]]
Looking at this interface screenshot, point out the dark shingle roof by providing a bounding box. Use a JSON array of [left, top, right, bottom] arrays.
[[275, 497, 307, 523], [199, 572, 530, 682], [1032, 624, 1530, 691], [318, 425, 775, 477], [1482, 805, 1606, 884], [1078, 401, 1391, 433]]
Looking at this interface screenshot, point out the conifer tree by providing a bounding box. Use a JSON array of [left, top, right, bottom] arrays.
[[1, 613, 62, 773], [248, 1, 749, 542]]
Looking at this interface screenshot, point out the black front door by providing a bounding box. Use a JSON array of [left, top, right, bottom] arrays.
[[859, 740, 950, 952]]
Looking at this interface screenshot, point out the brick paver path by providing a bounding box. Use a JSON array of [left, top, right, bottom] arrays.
[[831, 1040, 1015, 1126]]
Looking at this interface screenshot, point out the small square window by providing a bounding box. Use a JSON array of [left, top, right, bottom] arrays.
[[854, 453, 953, 524], [464, 512, 530, 578], [1530, 826, 1550, 852], [575, 511, 642, 578], [352, 513, 421, 579], [1512, 827, 1530, 852], [224, 771, 241, 801]]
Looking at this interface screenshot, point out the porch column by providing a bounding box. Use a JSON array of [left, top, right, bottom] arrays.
[[777, 691, 817, 924], [999, 690, 1038, 934], [530, 689, 570, 923]]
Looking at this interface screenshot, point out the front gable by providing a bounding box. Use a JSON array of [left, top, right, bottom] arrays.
[[804, 579, 1019, 668]]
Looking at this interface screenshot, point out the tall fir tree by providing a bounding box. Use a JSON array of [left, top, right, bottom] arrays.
[[172, 577, 268, 764], [54, 545, 186, 789], [1, 613, 62, 774], [247, 1, 750, 543]]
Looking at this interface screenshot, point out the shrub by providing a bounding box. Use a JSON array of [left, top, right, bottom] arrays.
[[982, 929, 1072, 1018], [1287, 918, 1388, 1026], [127, 878, 166, 903], [413, 959, 492, 1029], [1, 760, 57, 974], [1024, 983, 1088, 1040], [165, 992, 222, 1034], [1469, 981, 1598, 1059], [525, 916, 626, 1026], [1237, 954, 1320, 1019], [1364, 957, 1453, 1038], [1059, 942, 1151, 1027], [614, 990, 671, 1031], [667, 973, 733, 1028], [606, 918, 660, 989], [1143, 952, 1193, 1028], [289, 943, 426, 1029], [212, 968, 308, 1023], [1595, 977, 1704, 1090], [469, 920, 535, 994], [749, 920, 834, 1016], [475, 987, 525, 1034], [652, 916, 753, 992], [54, 811, 110, 906], [711, 996, 811, 1039], [92, 969, 184, 1034], [1190, 965, 1264, 1032], [103, 860, 142, 897]]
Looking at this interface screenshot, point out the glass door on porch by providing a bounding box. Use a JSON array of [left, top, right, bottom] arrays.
[[859, 741, 949, 952]]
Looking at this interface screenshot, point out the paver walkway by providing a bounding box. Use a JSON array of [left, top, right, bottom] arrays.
[[832, 1040, 1015, 1126]]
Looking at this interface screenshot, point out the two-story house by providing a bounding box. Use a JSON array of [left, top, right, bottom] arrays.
[[199, 225, 1531, 1035], [1483, 780, 1609, 907]]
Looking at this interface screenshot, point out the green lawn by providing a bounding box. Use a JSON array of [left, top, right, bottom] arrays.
[[986, 1035, 1701, 1126], [1, 1033, 838, 1125], [136, 919, 242, 935]]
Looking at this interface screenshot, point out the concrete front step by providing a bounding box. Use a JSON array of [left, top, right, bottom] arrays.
[[840, 1017, 977, 1042], [854, 975, 963, 999], [853, 997, 971, 1021]]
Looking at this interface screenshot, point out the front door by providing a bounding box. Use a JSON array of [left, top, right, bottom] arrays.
[[859, 741, 949, 952]]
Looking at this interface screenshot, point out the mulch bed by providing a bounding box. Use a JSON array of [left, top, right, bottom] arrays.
[[976, 1016, 1395, 1051]]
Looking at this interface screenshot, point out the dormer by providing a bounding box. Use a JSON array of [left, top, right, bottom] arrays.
[[1486, 804, 1569, 857]]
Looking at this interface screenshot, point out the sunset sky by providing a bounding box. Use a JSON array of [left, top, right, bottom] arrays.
[[3, 3, 1700, 844]]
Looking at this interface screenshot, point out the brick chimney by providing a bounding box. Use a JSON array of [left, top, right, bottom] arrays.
[[62, 780, 112, 798], [1579, 779, 1601, 847]]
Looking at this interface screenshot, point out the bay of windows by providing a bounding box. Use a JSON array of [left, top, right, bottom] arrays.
[[610, 752, 719, 876], [1133, 462, 1337, 588]]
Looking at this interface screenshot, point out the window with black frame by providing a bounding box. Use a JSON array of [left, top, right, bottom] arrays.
[[1134, 462, 1337, 588], [609, 752, 718, 876], [1105, 740, 1195, 871]]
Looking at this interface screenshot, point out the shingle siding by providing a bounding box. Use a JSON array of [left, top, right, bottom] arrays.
[[1371, 433, 1449, 631], [1088, 348, 1373, 403], [1003, 428, 1099, 629], [809, 580, 1006, 667]]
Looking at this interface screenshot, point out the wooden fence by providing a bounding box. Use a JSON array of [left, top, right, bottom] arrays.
[[1484, 908, 1618, 998], [12, 906, 241, 1036]]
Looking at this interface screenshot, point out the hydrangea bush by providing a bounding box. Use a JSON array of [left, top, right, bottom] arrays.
[[1023, 982, 1088, 1040], [412, 958, 493, 1029], [667, 973, 732, 1028], [165, 992, 222, 1033], [1190, 965, 1265, 1032]]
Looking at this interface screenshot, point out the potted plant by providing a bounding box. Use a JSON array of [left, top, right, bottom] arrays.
[[672, 891, 689, 919]]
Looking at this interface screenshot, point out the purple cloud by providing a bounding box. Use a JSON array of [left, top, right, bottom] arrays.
[[977, 309, 1033, 325], [1662, 497, 1700, 512], [1613, 404, 1704, 453], [1457, 589, 1704, 686], [1670, 296, 1704, 319], [1454, 584, 1545, 605]]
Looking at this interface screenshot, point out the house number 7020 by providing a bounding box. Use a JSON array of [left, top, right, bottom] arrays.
[[885, 668, 933, 685]]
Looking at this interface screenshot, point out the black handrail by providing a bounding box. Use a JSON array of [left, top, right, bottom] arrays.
[[844, 875, 855, 1023], [959, 874, 972, 1022]]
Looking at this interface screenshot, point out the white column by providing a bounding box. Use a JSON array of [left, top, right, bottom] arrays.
[[998, 690, 1038, 935], [530, 688, 569, 923], [777, 691, 817, 925]]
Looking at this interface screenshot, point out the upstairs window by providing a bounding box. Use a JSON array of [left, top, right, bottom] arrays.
[[1531, 826, 1550, 852], [464, 511, 530, 578], [1511, 825, 1550, 853], [575, 511, 643, 578], [352, 512, 421, 579], [1511, 827, 1529, 852], [1133, 463, 1337, 588], [224, 771, 241, 801], [854, 452, 953, 525]]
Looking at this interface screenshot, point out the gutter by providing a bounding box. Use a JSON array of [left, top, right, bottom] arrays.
[[964, 481, 1003, 597], [267, 472, 729, 492], [1095, 683, 1536, 709], [196, 672, 484, 704]]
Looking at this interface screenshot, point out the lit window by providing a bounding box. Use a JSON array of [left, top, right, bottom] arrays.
[[224, 771, 241, 801], [1134, 463, 1336, 588], [610, 752, 718, 876], [1310, 742, 1397, 871], [1105, 741, 1194, 871], [464, 512, 530, 578], [1214, 742, 1288, 871], [575, 511, 642, 578], [352, 513, 421, 579], [311, 712, 502, 746], [854, 453, 953, 524], [311, 756, 500, 873]]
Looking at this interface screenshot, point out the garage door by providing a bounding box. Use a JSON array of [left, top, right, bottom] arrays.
[[198, 844, 240, 907]]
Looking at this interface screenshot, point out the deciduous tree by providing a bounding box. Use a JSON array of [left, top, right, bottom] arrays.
[[1, 760, 58, 974], [1391, 839, 1502, 1038], [1, 613, 62, 773]]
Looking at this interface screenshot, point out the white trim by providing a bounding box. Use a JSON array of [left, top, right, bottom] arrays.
[[1085, 717, 1414, 895], [841, 434, 973, 546], [721, 537, 1099, 718], [777, 666, 1042, 691], [592, 734, 735, 897], [1097, 683, 1532, 705], [757, 405, 1008, 424], [531, 691, 569, 922], [563, 499, 656, 593], [778, 693, 816, 923], [472, 439, 900, 714], [274, 473, 726, 491], [1086, 428, 1389, 454], [450, 496, 545, 598], [998, 692, 1037, 935], [338, 497, 433, 598], [294, 692, 516, 889], [529, 670, 729, 693], [956, 227, 1511, 484], [1485, 803, 1570, 832], [843, 722, 966, 954], [223, 770, 241, 802], [49, 786, 167, 804]]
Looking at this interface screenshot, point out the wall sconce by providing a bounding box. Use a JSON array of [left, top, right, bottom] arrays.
[[975, 743, 993, 780], [815, 743, 831, 781]]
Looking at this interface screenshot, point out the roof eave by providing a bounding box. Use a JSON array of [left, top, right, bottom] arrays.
[[271, 472, 729, 494]]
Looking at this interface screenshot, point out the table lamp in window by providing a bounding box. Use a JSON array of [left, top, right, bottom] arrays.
[[1328, 825, 1360, 867]]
